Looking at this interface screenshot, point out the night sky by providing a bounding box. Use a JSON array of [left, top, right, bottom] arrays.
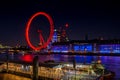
[[0, 0, 120, 46]]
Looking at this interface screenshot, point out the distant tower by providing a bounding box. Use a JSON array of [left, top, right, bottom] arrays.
[[52, 29, 59, 43], [60, 29, 69, 42], [60, 23, 69, 42], [51, 23, 69, 43]]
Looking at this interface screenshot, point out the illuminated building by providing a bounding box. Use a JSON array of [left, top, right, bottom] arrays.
[[52, 28, 69, 43], [51, 43, 69, 53], [47, 23, 69, 51], [52, 23, 69, 43], [52, 29, 61, 43], [99, 44, 120, 53], [73, 43, 93, 53], [60, 29, 69, 42], [51, 39, 120, 53], [49, 28, 69, 51]]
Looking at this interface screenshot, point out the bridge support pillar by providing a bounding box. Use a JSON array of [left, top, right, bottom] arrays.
[[32, 56, 39, 80]]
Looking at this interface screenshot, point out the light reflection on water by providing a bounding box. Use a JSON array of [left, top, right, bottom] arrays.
[[0, 53, 120, 79]]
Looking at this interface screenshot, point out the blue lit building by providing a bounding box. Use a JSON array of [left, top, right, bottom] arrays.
[[52, 28, 69, 43], [52, 29, 61, 43], [51, 45, 69, 53], [51, 41, 93, 53], [51, 42, 70, 53], [51, 39, 120, 53], [99, 44, 120, 53], [73, 44, 93, 52], [50, 28, 120, 53]]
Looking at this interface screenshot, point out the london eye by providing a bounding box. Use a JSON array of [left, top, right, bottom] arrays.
[[25, 12, 54, 51]]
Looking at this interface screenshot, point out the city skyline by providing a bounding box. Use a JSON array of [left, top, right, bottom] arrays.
[[0, 0, 120, 46]]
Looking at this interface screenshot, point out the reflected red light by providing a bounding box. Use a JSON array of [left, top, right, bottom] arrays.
[[22, 54, 33, 62], [25, 12, 54, 50]]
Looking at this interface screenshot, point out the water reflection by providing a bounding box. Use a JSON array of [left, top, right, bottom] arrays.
[[0, 53, 120, 79], [20, 54, 33, 62]]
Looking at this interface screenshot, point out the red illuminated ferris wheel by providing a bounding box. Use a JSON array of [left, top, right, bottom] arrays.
[[25, 12, 54, 50]]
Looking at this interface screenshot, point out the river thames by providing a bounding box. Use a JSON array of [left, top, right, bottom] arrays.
[[0, 52, 120, 79]]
